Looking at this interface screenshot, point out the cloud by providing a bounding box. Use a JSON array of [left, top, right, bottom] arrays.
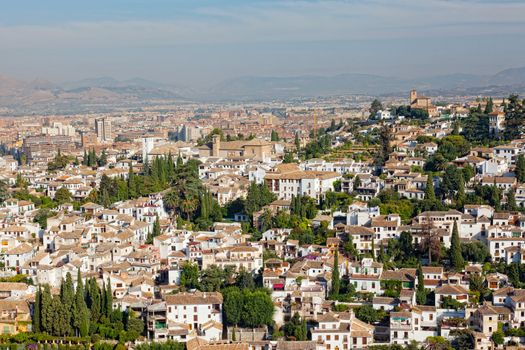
[[0, 0, 524, 50]]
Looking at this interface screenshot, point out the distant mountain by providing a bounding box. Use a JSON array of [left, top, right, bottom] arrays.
[[0, 75, 192, 116], [204, 66, 525, 100], [204, 74, 406, 100], [61, 77, 189, 99], [491, 67, 525, 86], [0, 67, 524, 114]]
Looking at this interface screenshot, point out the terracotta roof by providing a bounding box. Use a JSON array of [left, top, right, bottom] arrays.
[[435, 284, 468, 295], [165, 292, 222, 305]]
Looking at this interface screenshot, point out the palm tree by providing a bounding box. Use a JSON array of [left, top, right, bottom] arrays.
[[163, 189, 180, 214], [180, 196, 198, 220]]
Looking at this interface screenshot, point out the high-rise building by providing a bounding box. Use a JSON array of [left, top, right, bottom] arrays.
[[95, 118, 112, 142]]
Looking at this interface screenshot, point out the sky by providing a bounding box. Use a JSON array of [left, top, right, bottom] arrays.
[[1, 0, 525, 88]]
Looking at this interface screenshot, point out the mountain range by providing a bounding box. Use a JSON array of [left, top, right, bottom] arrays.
[[1, 67, 525, 115]]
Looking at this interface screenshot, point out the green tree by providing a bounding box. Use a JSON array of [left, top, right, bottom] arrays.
[[48, 151, 71, 171], [283, 152, 296, 164], [484, 97, 494, 114], [517, 154, 525, 183], [331, 250, 340, 297], [375, 125, 392, 166], [271, 130, 280, 141], [425, 336, 452, 350], [354, 175, 362, 190], [146, 215, 161, 244], [98, 149, 108, 166], [0, 180, 8, 204], [449, 221, 464, 271], [469, 272, 490, 304], [104, 278, 113, 317], [74, 270, 90, 337], [503, 95, 525, 140], [60, 273, 75, 335], [235, 268, 256, 290], [200, 265, 227, 292], [222, 287, 243, 326], [241, 289, 274, 328], [425, 176, 435, 201], [15, 173, 28, 189], [294, 133, 301, 152], [492, 330, 504, 346], [508, 189, 518, 211], [34, 208, 51, 229], [284, 313, 307, 341], [86, 277, 102, 323], [370, 99, 383, 116], [416, 265, 427, 305], [33, 287, 41, 332], [54, 187, 72, 204], [51, 295, 70, 336], [456, 173, 465, 209], [355, 304, 383, 323], [461, 241, 490, 263], [40, 285, 54, 334], [180, 262, 200, 290]]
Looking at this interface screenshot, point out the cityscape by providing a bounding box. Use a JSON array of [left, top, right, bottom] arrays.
[[1, 1, 525, 350]]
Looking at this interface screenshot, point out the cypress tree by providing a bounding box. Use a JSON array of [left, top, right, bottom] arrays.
[[517, 154, 525, 183], [60, 273, 75, 335], [167, 152, 175, 180], [508, 189, 518, 212], [416, 265, 427, 305], [146, 215, 161, 244], [105, 278, 113, 317], [86, 278, 101, 323], [33, 287, 41, 332], [449, 221, 464, 271], [88, 148, 97, 167], [331, 250, 340, 297], [41, 285, 54, 334], [456, 173, 465, 209], [143, 155, 150, 175], [101, 280, 107, 318], [425, 176, 435, 201], [484, 97, 494, 114], [51, 295, 69, 336], [354, 175, 361, 190], [74, 269, 90, 337]]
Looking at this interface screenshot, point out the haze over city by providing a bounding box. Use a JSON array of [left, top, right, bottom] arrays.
[[2, 2, 525, 350], [1, 0, 525, 87]]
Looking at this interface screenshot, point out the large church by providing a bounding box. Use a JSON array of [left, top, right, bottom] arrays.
[[410, 89, 438, 117]]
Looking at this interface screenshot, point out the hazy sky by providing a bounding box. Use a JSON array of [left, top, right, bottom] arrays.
[[1, 0, 524, 87]]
